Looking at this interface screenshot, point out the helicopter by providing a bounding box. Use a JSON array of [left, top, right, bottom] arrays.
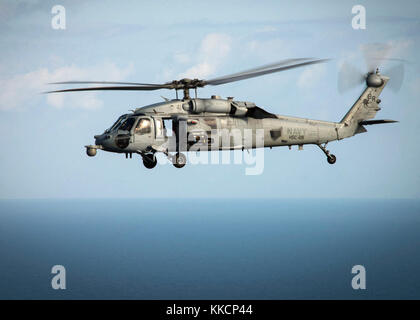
[[47, 56, 401, 169]]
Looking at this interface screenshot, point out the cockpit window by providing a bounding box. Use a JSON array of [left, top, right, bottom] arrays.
[[106, 115, 127, 133], [119, 117, 136, 131], [135, 118, 151, 135]]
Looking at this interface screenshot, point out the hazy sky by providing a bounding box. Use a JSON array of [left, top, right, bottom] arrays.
[[0, 0, 419, 198]]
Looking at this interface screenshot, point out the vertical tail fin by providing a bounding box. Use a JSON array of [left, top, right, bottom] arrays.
[[340, 74, 389, 126]]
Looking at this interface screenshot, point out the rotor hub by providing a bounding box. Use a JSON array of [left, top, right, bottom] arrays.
[[366, 72, 384, 88], [168, 78, 206, 90]]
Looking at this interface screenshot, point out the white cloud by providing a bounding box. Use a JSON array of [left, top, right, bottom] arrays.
[[0, 62, 134, 110], [178, 33, 231, 79], [297, 63, 327, 89]]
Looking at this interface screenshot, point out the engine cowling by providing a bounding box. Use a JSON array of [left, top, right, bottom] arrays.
[[182, 99, 249, 116], [183, 99, 231, 113]]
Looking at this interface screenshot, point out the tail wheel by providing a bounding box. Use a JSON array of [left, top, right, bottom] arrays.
[[327, 154, 336, 164], [143, 154, 157, 169], [173, 152, 186, 168]]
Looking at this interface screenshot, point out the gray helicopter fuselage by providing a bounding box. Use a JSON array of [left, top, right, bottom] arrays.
[[93, 97, 346, 154]]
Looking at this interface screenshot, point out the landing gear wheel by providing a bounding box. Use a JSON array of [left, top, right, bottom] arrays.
[[327, 154, 336, 164], [143, 154, 157, 169], [318, 144, 336, 165], [173, 152, 186, 168]]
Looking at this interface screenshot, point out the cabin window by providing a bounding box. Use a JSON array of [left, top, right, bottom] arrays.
[[135, 118, 151, 134], [154, 118, 164, 138]]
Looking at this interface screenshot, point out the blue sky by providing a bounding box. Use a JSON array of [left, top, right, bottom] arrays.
[[0, 0, 419, 198]]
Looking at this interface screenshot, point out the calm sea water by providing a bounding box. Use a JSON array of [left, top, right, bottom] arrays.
[[0, 199, 419, 299]]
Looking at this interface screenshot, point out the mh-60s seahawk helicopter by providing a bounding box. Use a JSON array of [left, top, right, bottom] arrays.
[[47, 56, 402, 169]]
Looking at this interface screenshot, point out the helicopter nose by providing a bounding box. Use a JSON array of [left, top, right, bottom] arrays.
[[94, 135, 102, 145], [94, 133, 110, 146]]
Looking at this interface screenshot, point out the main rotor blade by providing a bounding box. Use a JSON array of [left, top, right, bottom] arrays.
[[205, 58, 312, 82], [45, 84, 172, 94], [46, 58, 331, 94], [49, 81, 164, 86], [204, 59, 329, 86]]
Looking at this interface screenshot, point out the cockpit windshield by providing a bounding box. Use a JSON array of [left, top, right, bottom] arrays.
[[105, 114, 128, 133], [118, 117, 136, 131]]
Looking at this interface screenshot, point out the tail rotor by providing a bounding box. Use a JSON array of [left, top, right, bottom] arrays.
[[337, 43, 406, 94]]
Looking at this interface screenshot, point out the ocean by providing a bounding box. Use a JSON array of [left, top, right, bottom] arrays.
[[0, 199, 419, 299]]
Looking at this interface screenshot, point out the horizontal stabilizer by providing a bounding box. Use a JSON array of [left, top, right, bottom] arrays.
[[359, 119, 398, 125]]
